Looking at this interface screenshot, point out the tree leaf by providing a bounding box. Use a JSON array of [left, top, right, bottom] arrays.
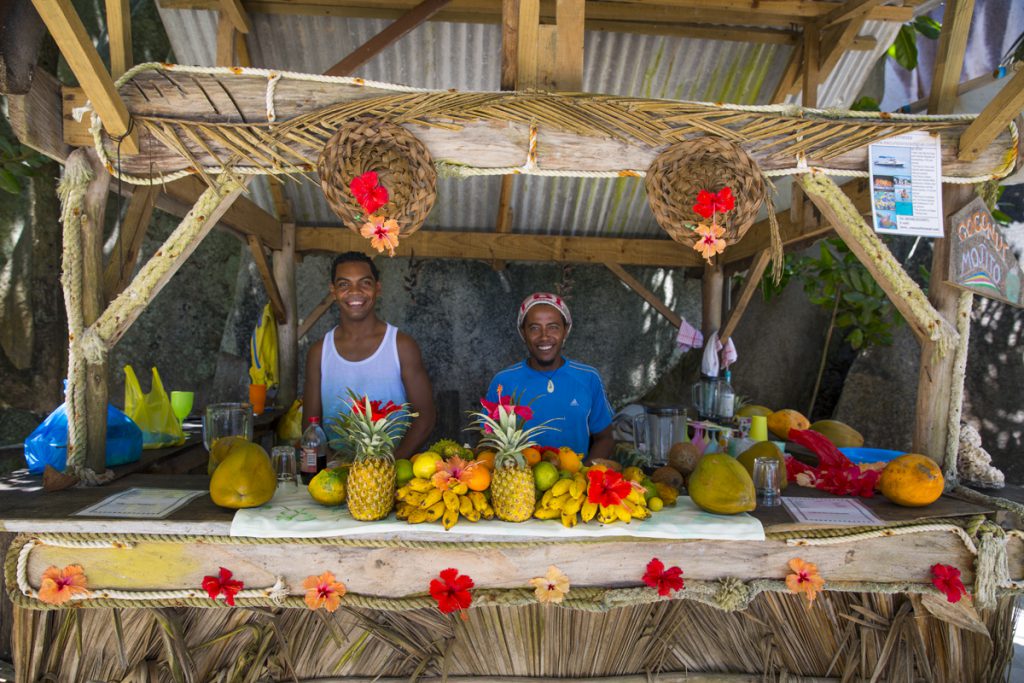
[[888, 24, 919, 71], [850, 96, 881, 112], [0, 168, 22, 195], [847, 328, 864, 349], [913, 16, 942, 40], [992, 209, 1012, 224], [918, 593, 990, 636]]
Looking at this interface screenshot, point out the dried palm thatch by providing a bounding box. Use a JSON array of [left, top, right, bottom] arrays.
[[90, 65, 1016, 185], [317, 117, 437, 237], [12, 592, 1016, 682]]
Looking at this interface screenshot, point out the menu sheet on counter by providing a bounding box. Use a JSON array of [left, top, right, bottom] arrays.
[[782, 497, 884, 526], [868, 131, 944, 238], [74, 488, 206, 519]]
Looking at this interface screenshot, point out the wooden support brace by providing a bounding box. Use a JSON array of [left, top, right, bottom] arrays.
[[720, 249, 771, 344], [822, 0, 884, 29], [771, 37, 802, 104], [30, 0, 138, 153], [103, 185, 158, 302], [247, 235, 288, 324], [299, 292, 335, 341], [802, 20, 820, 108], [701, 261, 724, 337], [216, 12, 238, 66], [272, 223, 297, 405], [796, 172, 957, 347], [958, 67, 1024, 161], [604, 263, 682, 328], [219, 0, 252, 33], [104, 0, 132, 79], [928, 0, 975, 115]]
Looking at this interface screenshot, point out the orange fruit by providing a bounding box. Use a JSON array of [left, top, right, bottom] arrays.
[[879, 454, 944, 507], [475, 450, 496, 470], [558, 447, 582, 473], [464, 464, 491, 491], [522, 447, 542, 466]]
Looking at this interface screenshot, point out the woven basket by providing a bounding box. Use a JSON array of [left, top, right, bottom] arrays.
[[645, 137, 766, 247], [318, 118, 437, 236]]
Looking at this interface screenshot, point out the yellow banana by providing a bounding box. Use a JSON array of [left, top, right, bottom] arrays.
[[409, 478, 433, 492], [534, 507, 561, 520], [481, 505, 495, 520], [464, 509, 481, 522], [581, 500, 598, 522], [395, 486, 410, 501], [551, 479, 572, 497], [540, 489, 556, 508], [451, 482, 468, 495], [395, 503, 411, 519], [426, 501, 446, 520], [405, 492, 425, 507], [549, 494, 571, 510], [561, 512, 578, 528], [459, 495, 474, 516], [442, 490, 460, 511], [626, 488, 644, 505], [442, 508, 459, 530], [469, 491, 488, 512], [408, 508, 429, 524], [563, 496, 583, 516], [615, 505, 632, 523], [422, 488, 443, 508]]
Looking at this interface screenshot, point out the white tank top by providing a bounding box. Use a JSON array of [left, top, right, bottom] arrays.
[[319, 324, 407, 433]]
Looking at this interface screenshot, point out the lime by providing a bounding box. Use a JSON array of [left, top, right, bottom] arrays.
[[308, 468, 346, 506], [642, 479, 658, 501], [412, 452, 442, 479], [395, 459, 414, 486], [533, 462, 559, 491], [648, 497, 664, 512]]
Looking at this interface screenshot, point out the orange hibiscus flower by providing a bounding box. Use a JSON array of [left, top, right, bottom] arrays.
[[303, 571, 347, 612], [785, 558, 825, 603], [693, 221, 726, 263], [37, 565, 89, 605], [360, 215, 400, 256]]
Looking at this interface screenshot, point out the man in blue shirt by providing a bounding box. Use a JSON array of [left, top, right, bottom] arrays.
[[486, 293, 614, 459]]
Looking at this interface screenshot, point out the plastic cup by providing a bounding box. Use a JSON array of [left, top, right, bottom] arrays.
[[249, 384, 267, 415], [749, 415, 768, 442], [170, 391, 194, 425], [753, 457, 781, 507], [271, 445, 298, 489]]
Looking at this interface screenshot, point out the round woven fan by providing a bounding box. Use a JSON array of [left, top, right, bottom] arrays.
[[645, 137, 766, 247], [318, 117, 437, 236]]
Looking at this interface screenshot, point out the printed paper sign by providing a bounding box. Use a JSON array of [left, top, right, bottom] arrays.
[[869, 131, 944, 238], [782, 497, 884, 526], [74, 488, 206, 519]]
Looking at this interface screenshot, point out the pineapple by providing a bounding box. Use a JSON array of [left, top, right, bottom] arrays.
[[473, 391, 554, 522], [335, 394, 415, 521]]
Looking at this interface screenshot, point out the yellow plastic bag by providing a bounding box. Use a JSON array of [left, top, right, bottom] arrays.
[[124, 365, 186, 449], [249, 303, 279, 389], [276, 399, 303, 445]]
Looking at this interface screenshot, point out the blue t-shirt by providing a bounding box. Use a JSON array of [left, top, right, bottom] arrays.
[[485, 358, 613, 455]]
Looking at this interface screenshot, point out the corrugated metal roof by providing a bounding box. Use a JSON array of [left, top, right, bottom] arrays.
[[156, 7, 896, 236]]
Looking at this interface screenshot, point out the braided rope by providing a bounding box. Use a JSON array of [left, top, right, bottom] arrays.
[[85, 62, 1018, 187], [944, 291, 974, 486], [782, 522, 979, 555]]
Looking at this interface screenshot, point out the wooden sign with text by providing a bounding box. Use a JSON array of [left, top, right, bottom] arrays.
[[947, 197, 1023, 308]]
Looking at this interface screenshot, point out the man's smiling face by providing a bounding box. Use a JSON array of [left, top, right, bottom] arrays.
[[330, 260, 381, 322], [522, 304, 567, 368]]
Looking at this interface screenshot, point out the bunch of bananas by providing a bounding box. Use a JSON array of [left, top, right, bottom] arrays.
[[395, 477, 494, 530], [534, 472, 652, 526]]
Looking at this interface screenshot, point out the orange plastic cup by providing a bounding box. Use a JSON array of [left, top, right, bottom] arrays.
[[248, 384, 267, 415]]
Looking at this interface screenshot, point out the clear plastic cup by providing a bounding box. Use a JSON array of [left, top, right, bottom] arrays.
[[271, 445, 298, 488], [753, 456, 781, 507]]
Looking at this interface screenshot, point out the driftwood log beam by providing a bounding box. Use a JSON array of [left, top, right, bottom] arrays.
[[298, 292, 335, 340], [102, 185, 158, 303]]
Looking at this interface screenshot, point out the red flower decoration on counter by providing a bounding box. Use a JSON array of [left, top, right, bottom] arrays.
[[430, 568, 474, 618], [202, 567, 244, 606], [692, 187, 735, 219], [587, 469, 633, 508], [931, 563, 968, 603], [350, 171, 389, 215], [642, 558, 684, 596]]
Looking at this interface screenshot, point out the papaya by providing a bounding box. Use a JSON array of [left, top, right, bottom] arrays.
[[209, 441, 277, 509], [766, 409, 810, 440], [809, 420, 864, 448], [737, 441, 788, 489], [736, 404, 773, 418], [879, 454, 943, 507], [687, 453, 756, 514], [207, 435, 250, 475]]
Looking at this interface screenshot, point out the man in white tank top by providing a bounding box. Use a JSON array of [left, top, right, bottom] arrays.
[[303, 252, 436, 459]]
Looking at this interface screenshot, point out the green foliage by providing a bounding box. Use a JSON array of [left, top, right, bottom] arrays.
[[757, 255, 796, 302], [887, 16, 942, 71], [0, 130, 49, 195], [850, 96, 881, 112], [799, 238, 903, 350]]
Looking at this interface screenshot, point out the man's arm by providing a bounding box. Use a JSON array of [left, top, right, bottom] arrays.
[[395, 332, 436, 459], [302, 339, 324, 428], [589, 425, 614, 460], [587, 372, 615, 460]]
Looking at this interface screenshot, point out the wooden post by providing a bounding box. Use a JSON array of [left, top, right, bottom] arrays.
[[720, 249, 771, 344], [701, 261, 723, 337], [80, 150, 110, 474], [604, 263, 682, 328], [273, 223, 298, 407]]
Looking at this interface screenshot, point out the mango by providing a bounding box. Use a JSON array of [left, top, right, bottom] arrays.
[[209, 441, 276, 509], [810, 420, 864, 448], [737, 441, 788, 489], [766, 409, 810, 440], [687, 453, 756, 515]]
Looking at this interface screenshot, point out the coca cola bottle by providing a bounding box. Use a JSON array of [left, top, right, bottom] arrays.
[[299, 417, 327, 484]]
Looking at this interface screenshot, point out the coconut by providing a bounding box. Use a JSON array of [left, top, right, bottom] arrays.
[[668, 442, 702, 476]]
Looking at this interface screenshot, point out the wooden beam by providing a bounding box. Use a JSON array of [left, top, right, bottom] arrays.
[[105, 0, 132, 79], [604, 262, 682, 328], [323, 0, 454, 77], [701, 261, 723, 336], [216, 12, 236, 66], [103, 185, 159, 302], [246, 235, 287, 323], [771, 37, 802, 104], [802, 20, 820, 108], [272, 223, 298, 405], [516, 0, 540, 89], [163, 177, 282, 249], [822, 0, 883, 28], [219, 0, 252, 32], [720, 249, 771, 344], [928, 0, 975, 115], [7, 67, 68, 162], [818, 5, 875, 81], [30, 0, 138, 153], [958, 68, 1024, 161], [554, 0, 584, 91], [298, 292, 335, 340], [297, 228, 702, 267]]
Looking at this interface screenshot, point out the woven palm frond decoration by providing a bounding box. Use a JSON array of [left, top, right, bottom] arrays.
[[318, 118, 437, 241], [645, 136, 767, 248]]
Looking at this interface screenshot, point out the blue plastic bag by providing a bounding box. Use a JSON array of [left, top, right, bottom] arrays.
[[24, 402, 143, 474]]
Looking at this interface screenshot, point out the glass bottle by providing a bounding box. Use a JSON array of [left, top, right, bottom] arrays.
[[717, 369, 735, 420], [299, 417, 327, 484]]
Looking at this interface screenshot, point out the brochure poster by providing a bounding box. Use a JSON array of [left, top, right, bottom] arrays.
[[868, 131, 944, 238]]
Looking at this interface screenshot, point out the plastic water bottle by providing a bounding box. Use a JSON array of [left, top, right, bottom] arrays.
[[299, 417, 327, 484], [717, 370, 735, 420]]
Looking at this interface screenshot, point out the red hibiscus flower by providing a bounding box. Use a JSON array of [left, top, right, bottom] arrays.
[[480, 385, 533, 423], [931, 563, 968, 603], [351, 397, 402, 421], [350, 171, 389, 215], [202, 567, 244, 606], [587, 469, 633, 507], [642, 558, 684, 596], [692, 187, 735, 219], [430, 568, 474, 616]]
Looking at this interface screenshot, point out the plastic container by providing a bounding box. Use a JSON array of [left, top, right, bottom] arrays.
[[839, 447, 902, 465], [24, 403, 143, 474]]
